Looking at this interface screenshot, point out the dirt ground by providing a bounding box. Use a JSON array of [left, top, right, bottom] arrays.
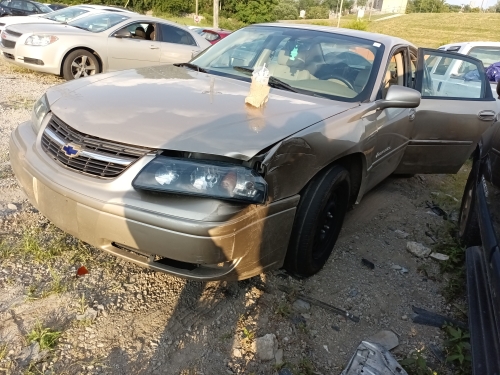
[[0, 59, 469, 375]]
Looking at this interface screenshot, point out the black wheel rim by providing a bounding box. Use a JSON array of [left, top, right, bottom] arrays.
[[312, 182, 349, 261]]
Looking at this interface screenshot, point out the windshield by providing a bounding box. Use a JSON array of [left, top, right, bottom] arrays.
[[191, 26, 384, 101], [41, 6, 88, 22], [35, 2, 52, 12], [467, 46, 500, 69], [68, 13, 129, 33]]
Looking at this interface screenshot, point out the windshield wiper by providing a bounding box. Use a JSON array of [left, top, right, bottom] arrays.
[[233, 66, 298, 93], [174, 63, 207, 73]]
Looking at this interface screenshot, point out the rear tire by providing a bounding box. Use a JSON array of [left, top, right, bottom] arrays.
[[62, 49, 99, 81], [459, 160, 481, 247], [284, 165, 350, 277]]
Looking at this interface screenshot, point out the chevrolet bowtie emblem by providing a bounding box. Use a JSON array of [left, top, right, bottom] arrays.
[[62, 143, 82, 158]]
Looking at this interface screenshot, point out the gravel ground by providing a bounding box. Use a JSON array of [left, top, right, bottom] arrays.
[[0, 59, 469, 375]]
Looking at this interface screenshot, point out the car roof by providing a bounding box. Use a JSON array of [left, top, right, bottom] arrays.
[[117, 14, 210, 27], [440, 41, 500, 49], [76, 4, 135, 13], [252, 23, 414, 49]]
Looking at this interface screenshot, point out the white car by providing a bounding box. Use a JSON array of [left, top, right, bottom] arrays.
[[429, 41, 500, 98], [1, 12, 211, 80], [0, 4, 136, 32]]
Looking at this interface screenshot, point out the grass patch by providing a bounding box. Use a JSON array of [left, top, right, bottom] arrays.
[[17, 229, 66, 264], [345, 19, 369, 30], [26, 322, 61, 351], [400, 349, 435, 375], [444, 324, 471, 375], [368, 13, 500, 48], [0, 343, 7, 361]]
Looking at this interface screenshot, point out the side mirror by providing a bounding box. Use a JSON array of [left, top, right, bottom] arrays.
[[114, 29, 132, 38], [378, 85, 421, 110]]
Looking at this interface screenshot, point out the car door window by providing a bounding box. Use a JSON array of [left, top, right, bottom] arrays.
[[25, 1, 36, 11], [381, 50, 406, 98], [419, 50, 487, 99], [10, 0, 24, 9], [159, 24, 197, 46], [118, 22, 156, 40], [201, 30, 219, 42]]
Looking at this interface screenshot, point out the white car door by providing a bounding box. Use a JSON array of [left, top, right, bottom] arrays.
[[107, 22, 160, 72], [158, 23, 201, 65]]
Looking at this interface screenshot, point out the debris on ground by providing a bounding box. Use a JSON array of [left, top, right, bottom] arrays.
[[277, 285, 360, 322], [406, 242, 432, 258], [76, 307, 98, 322], [341, 341, 408, 375], [252, 333, 278, 361], [426, 201, 448, 219], [411, 306, 467, 329], [361, 258, 375, 269], [429, 252, 450, 261], [366, 330, 399, 350], [292, 299, 311, 313], [76, 266, 88, 276], [395, 229, 410, 239]]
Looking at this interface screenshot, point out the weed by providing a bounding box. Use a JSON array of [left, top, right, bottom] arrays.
[[26, 284, 38, 301], [41, 270, 68, 297], [444, 324, 471, 375], [345, 19, 369, 30], [297, 357, 315, 375], [0, 343, 7, 360], [77, 293, 87, 315], [241, 327, 254, 341], [399, 349, 436, 375], [0, 240, 13, 260], [26, 322, 61, 350], [275, 301, 292, 318]]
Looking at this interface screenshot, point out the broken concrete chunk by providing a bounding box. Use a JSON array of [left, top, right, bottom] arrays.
[[406, 242, 432, 258], [275, 348, 284, 365], [395, 230, 409, 239], [366, 330, 399, 351], [252, 333, 278, 361], [429, 252, 449, 261], [76, 307, 98, 321], [7, 203, 17, 211]]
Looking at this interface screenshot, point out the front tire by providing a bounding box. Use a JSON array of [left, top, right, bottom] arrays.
[[284, 165, 351, 277], [62, 49, 98, 81], [459, 160, 481, 247]]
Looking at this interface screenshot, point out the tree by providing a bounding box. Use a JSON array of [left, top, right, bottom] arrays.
[[357, 0, 368, 7], [406, 0, 449, 12], [323, 0, 355, 11], [274, 1, 300, 19], [235, 0, 279, 23]]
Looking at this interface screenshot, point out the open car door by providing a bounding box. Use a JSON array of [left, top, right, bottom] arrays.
[[395, 48, 497, 174]]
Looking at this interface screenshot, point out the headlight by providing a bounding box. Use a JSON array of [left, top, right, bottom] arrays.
[[25, 35, 58, 46], [132, 156, 268, 204], [31, 94, 50, 134]]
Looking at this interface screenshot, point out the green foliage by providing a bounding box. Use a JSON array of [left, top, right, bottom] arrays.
[[345, 19, 368, 30], [219, 17, 247, 31], [407, 0, 451, 13], [27, 322, 61, 351], [235, 0, 279, 23], [323, 0, 355, 11], [444, 324, 472, 374], [357, 0, 368, 7], [274, 1, 300, 20], [399, 349, 436, 375], [306, 6, 329, 18]]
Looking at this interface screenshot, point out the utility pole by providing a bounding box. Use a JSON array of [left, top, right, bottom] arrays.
[[195, 0, 198, 15], [213, 0, 219, 28], [337, 0, 344, 27]]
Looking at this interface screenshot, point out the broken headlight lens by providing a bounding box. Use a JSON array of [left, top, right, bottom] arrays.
[[31, 93, 50, 134], [132, 156, 267, 204]]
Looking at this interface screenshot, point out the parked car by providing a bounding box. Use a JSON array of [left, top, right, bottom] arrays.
[[0, 4, 135, 33], [435, 42, 500, 97], [9, 24, 497, 281], [46, 3, 66, 11], [0, 0, 52, 16], [190, 26, 231, 44], [0, 12, 210, 80], [458, 103, 500, 375]]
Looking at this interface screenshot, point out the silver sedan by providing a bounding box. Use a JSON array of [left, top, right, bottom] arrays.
[[0, 13, 211, 80]]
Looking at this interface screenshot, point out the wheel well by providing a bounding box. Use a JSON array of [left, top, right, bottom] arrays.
[[60, 47, 103, 76]]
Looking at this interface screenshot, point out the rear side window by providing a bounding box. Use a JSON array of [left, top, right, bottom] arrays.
[[159, 24, 196, 46], [201, 31, 219, 41]]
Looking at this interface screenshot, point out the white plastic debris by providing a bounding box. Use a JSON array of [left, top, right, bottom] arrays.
[[341, 341, 408, 375], [245, 65, 271, 108]]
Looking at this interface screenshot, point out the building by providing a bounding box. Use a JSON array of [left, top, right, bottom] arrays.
[[371, 0, 408, 13]]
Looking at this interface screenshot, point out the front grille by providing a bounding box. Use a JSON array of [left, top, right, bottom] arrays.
[[1, 39, 15, 49], [41, 116, 152, 178], [5, 29, 22, 37], [3, 52, 13, 60]]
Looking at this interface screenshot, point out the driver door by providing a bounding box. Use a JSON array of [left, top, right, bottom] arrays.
[[395, 48, 497, 174]]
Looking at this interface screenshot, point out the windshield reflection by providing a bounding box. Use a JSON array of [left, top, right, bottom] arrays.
[[191, 25, 385, 101]]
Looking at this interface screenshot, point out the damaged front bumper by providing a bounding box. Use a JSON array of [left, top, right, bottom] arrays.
[[9, 120, 299, 280]]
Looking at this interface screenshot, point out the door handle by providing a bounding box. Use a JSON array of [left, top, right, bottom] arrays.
[[150, 45, 159, 50], [478, 110, 496, 121], [409, 109, 416, 121]]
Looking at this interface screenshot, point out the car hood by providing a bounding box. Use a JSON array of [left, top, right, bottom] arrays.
[[8, 22, 89, 35], [46, 65, 359, 161], [1, 16, 53, 25]]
